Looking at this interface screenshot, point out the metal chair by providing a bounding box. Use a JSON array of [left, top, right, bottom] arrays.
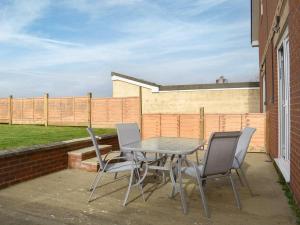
[[182, 131, 241, 217], [232, 127, 256, 196], [116, 123, 167, 181], [87, 128, 145, 206]]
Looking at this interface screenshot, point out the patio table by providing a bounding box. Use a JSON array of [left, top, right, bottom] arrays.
[[122, 137, 205, 214]]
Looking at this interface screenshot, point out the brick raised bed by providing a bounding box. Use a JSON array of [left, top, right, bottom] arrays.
[[0, 134, 119, 189]]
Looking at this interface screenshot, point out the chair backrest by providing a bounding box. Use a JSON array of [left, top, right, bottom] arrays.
[[116, 123, 141, 160], [233, 127, 256, 168], [87, 128, 105, 170], [116, 123, 141, 147], [202, 131, 241, 177]]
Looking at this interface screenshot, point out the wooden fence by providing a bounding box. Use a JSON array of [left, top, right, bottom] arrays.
[[142, 113, 266, 152], [0, 95, 141, 128], [0, 95, 266, 151]]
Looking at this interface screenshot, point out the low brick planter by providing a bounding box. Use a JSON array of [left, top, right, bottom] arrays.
[[0, 134, 119, 189]]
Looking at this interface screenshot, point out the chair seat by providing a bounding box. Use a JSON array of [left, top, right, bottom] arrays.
[[182, 165, 204, 178], [105, 161, 140, 173]]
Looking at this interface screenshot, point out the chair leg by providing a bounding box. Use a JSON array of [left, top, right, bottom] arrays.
[[239, 168, 254, 196], [123, 168, 134, 206], [177, 156, 188, 214], [229, 174, 241, 209], [135, 168, 145, 202], [235, 169, 244, 186], [89, 167, 102, 191], [169, 161, 177, 198], [162, 171, 166, 183], [195, 150, 200, 165], [196, 175, 210, 217], [88, 170, 105, 202]]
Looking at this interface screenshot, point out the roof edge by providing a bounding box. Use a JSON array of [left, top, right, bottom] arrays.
[[160, 82, 260, 91], [111, 72, 160, 92], [111, 72, 260, 92], [251, 0, 260, 47]]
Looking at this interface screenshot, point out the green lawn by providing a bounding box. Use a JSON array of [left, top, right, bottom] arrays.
[[0, 124, 116, 150]]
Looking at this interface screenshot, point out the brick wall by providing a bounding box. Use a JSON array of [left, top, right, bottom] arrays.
[[289, 0, 300, 204], [258, 0, 282, 158], [258, 0, 300, 205], [113, 80, 260, 114], [0, 134, 119, 189], [264, 45, 279, 158]]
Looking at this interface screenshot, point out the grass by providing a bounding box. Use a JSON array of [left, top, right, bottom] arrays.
[[274, 162, 300, 224], [0, 124, 116, 150]]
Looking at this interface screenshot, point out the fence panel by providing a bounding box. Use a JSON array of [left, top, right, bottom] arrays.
[[160, 114, 179, 137], [204, 114, 220, 139], [12, 98, 23, 123], [142, 114, 161, 139], [0, 98, 9, 123], [179, 114, 200, 138], [220, 114, 243, 131], [242, 113, 266, 151], [91, 98, 108, 126], [142, 113, 266, 152], [48, 98, 62, 124], [60, 98, 74, 122], [33, 98, 44, 121], [122, 97, 140, 124], [74, 97, 89, 124], [91, 97, 140, 128], [107, 98, 122, 122]]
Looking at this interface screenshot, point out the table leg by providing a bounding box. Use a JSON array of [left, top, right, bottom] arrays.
[[169, 155, 177, 198], [178, 155, 187, 214]]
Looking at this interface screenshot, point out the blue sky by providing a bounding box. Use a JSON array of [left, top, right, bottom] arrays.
[[0, 0, 258, 97]]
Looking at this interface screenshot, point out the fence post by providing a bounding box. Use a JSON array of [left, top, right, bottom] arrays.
[[44, 93, 49, 126], [87, 92, 92, 128], [139, 87, 143, 133], [199, 107, 205, 140], [8, 95, 13, 125]]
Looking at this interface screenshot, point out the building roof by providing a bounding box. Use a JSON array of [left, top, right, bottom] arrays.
[[111, 72, 259, 92], [112, 72, 160, 87]]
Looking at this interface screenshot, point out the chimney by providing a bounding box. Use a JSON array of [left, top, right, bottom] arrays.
[[216, 76, 228, 84]]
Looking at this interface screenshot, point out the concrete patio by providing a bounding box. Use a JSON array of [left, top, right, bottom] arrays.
[[0, 153, 296, 225]]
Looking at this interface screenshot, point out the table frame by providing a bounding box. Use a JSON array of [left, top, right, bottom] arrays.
[[122, 137, 205, 214]]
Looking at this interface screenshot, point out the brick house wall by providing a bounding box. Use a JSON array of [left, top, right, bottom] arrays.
[[256, 0, 300, 204], [289, 0, 300, 204], [259, 0, 279, 158]]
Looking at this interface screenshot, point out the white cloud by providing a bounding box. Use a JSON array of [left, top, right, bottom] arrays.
[[0, 0, 258, 97], [60, 0, 144, 17], [0, 0, 49, 34]]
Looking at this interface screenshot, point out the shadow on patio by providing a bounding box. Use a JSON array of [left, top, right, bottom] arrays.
[[0, 153, 296, 225]]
